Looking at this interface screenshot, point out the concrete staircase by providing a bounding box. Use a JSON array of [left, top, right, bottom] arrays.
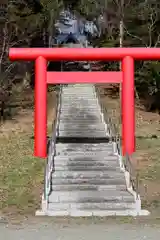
[[36, 84, 149, 216]]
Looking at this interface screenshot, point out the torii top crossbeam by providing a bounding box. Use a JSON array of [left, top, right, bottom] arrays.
[[9, 47, 160, 61]]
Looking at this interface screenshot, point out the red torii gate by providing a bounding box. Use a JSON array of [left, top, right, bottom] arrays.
[[9, 48, 160, 158]]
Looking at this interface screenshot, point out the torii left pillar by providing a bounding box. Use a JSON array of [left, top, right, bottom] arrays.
[[35, 57, 47, 158]]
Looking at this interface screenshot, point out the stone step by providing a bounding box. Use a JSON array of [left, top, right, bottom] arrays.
[[62, 85, 94, 88], [63, 91, 96, 93], [58, 130, 108, 138], [61, 90, 96, 92], [59, 118, 104, 123], [54, 165, 121, 171], [60, 100, 99, 104], [61, 97, 97, 99], [58, 124, 106, 132], [51, 184, 127, 191], [61, 98, 97, 100], [62, 87, 95, 90], [38, 209, 143, 217], [59, 115, 103, 121], [58, 121, 105, 126], [63, 85, 94, 87], [58, 121, 104, 127], [62, 90, 96, 93], [64, 85, 95, 88], [62, 83, 92, 85], [63, 86, 94, 88], [48, 202, 135, 211], [59, 121, 105, 126], [61, 101, 98, 104], [60, 107, 103, 113], [59, 112, 102, 118], [55, 143, 114, 151], [60, 101, 99, 106], [61, 89, 95, 92], [60, 101, 99, 105], [61, 100, 98, 104], [60, 103, 100, 106], [59, 116, 104, 124], [54, 159, 119, 167], [61, 91, 96, 94], [59, 110, 102, 116], [51, 177, 126, 185], [59, 117, 104, 123], [59, 119, 105, 125], [60, 109, 102, 114], [54, 154, 118, 162], [60, 103, 100, 107], [56, 149, 114, 156], [56, 143, 113, 150], [61, 94, 97, 98], [52, 170, 124, 179], [62, 93, 96, 96], [61, 92, 96, 94], [60, 103, 99, 108], [62, 89, 95, 91], [60, 105, 100, 109], [63, 87, 95, 90], [56, 142, 113, 147], [49, 190, 134, 203]]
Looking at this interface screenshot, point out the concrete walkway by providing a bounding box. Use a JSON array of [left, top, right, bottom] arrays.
[[1, 221, 159, 240]]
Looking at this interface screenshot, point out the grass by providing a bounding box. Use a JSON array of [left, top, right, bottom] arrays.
[[97, 84, 160, 215], [0, 87, 57, 217]]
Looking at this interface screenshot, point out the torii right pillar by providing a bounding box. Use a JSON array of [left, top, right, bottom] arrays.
[[122, 56, 135, 156]]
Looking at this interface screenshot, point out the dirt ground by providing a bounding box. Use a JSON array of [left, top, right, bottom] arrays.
[[0, 219, 160, 240], [97, 84, 160, 215]]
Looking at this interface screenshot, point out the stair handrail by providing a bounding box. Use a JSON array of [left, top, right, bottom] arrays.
[[44, 85, 62, 202], [124, 153, 140, 199], [95, 86, 140, 199]]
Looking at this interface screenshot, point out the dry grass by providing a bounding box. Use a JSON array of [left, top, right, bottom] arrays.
[[97, 85, 160, 215], [0, 88, 57, 217]]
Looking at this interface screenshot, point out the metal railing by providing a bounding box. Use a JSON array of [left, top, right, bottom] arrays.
[[95, 86, 140, 199], [124, 153, 140, 199], [43, 85, 62, 202]]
